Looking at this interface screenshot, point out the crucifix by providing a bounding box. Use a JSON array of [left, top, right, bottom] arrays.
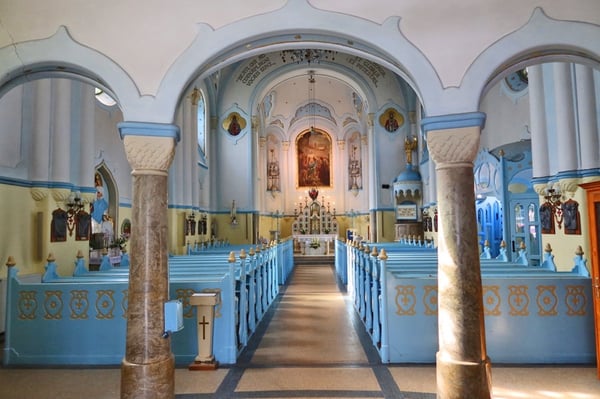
[[189, 291, 221, 370]]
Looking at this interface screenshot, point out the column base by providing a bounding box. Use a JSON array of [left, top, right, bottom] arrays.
[[436, 352, 492, 399], [121, 354, 175, 399], [189, 359, 219, 371]]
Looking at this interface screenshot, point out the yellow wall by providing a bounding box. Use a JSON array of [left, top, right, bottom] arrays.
[[540, 177, 599, 272], [0, 184, 127, 277]]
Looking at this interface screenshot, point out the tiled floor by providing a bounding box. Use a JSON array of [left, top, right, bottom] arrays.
[[1, 263, 598, 398]]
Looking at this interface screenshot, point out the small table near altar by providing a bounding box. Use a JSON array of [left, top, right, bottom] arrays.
[[293, 234, 337, 255]]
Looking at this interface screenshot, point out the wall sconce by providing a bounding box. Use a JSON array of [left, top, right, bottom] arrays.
[[543, 186, 563, 228], [66, 191, 84, 235]]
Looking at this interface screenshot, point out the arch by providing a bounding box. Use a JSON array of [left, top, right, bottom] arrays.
[[0, 26, 139, 116], [246, 62, 379, 124], [463, 8, 600, 117], [158, 0, 441, 123], [1, 6, 599, 125]]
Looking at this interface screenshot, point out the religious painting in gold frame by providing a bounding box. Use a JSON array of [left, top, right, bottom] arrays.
[[296, 129, 332, 188], [379, 107, 404, 133], [221, 112, 247, 136]]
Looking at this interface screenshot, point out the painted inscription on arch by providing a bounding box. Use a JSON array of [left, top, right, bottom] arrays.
[[236, 54, 276, 86]]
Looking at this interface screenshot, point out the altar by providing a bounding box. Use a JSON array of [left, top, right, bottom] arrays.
[[291, 190, 339, 255], [293, 234, 337, 255]]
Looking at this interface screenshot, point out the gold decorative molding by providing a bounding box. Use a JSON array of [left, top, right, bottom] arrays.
[[482, 285, 501, 316], [95, 290, 115, 319], [367, 113, 374, 128], [508, 285, 529, 316], [565, 285, 587, 316], [536, 285, 557, 316], [121, 289, 128, 319], [395, 285, 416, 316], [18, 291, 38, 319], [70, 290, 89, 319], [44, 291, 63, 320], [361, 134, 368, 146], [190, 87, 201, 106], [423, 285, 438, 315]]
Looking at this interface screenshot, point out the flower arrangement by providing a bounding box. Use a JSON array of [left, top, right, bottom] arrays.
[[110, 233, 129, 250], [309, 238, 320, 249]]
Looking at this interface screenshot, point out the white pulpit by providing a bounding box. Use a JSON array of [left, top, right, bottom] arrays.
[[189, 291, 221, 370]]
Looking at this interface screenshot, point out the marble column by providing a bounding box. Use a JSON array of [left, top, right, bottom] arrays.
[[118, 122, 180, 399], [422, 113, 491, 399]]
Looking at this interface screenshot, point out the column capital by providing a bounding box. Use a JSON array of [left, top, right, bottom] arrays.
[[422, 112, 485, 166], [427, 127, 481, 166], [118, 122, 179, 176]]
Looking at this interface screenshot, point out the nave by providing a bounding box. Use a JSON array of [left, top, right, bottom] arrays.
[[0, 263, 598, 398]]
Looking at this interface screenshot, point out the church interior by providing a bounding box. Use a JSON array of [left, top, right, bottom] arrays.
[[0, 1, 600, 398]]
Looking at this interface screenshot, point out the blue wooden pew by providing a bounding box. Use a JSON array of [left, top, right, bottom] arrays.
[[336, 240, 594, 365]]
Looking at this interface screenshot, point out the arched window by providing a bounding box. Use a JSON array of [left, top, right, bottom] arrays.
[[197, 92, 206, 156]]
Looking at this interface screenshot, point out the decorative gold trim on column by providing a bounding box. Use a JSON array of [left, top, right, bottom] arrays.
[[190, 88, 201, 106]]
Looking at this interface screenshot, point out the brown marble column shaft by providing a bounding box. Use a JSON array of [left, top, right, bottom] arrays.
[[427, 126, 492, 399], [119, 132, 177, 399]]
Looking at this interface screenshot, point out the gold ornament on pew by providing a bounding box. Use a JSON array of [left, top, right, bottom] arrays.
[[6, 256, 16, 267]]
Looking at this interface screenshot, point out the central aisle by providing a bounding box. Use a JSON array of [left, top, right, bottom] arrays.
[[249, 264, 367, 365], [225, 263, 406, 397]]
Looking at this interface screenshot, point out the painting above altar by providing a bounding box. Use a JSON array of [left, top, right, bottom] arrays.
[[296, 129, 332, 188]]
